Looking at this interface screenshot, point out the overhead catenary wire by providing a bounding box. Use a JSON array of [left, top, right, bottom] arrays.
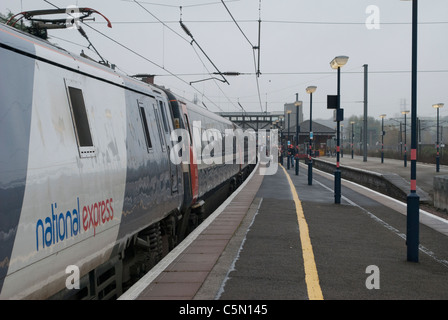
[[256, 0, 261, 77], [133, 0, 190, 43], [189, 44, 237, 112], [220, 0, 254, 48], [129, 1, 243, 112], [89, 19, 448, 26], [220, 0, 263, 112], [136, 1, 244, 111], [42, 0, 166, 72], [179, 19, 229, 85], [41, 0, 229, 112], [40, 2, 447, 115], [132, 1, 228, 110], [132, 0, 240, 111], [154, 69, 448, 77], [121, 0, 241, 9], [238, 100, 247, 114], [255, 0, 262, 111]]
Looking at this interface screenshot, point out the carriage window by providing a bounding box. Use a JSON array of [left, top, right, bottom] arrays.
[[138, 104, 153, 151], [153, 105, 166, 151], [159, 100, 169, 133], [184, 114, 192, 144], [67, 86, 95, 157]]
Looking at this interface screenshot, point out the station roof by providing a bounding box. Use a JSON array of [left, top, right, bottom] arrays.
[[286, 120, 335, 136]]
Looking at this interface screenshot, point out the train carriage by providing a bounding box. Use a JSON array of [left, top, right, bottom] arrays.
[[0, 21, 252, 299]]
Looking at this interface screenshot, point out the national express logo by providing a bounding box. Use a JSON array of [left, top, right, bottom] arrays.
[[35, 197, 114, 251]]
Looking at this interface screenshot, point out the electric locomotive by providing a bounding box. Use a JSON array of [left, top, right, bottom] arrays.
[[0, 16, 252, 299]]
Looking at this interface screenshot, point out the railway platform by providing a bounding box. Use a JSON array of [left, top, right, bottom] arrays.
[[315, 154, 448, 205], [119, 157, 448, 302]]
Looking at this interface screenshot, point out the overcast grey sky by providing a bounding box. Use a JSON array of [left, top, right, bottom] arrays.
[[2, 0, 448, 122]]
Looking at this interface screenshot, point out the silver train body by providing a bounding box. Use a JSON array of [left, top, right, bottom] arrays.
[[0, 24, 251, 299]]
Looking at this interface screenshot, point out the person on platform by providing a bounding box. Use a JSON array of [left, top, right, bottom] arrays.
[[288, 144, 294, 167]]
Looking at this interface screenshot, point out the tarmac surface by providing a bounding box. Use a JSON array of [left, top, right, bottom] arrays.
[[120, 156, 448, 301]]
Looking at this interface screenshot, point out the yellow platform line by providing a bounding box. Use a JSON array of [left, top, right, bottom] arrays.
[[281, 165, 324, 300]]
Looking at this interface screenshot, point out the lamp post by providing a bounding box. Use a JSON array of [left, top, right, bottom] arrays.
[[363, 64, 368, 162], [287, 110, 292, 170], [350, 121, 355, 159], [341, 124, 344, 158], [330, 55, 349, 204], [402, 110, 410, 167], [306, 86, 317, 185], [380, 114, 387, 163], [294, 100, 301, 176], [433, 103, 444, 172], [401, 0, 419, 263]]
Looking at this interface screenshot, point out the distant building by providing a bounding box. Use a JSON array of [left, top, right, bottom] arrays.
[[282, 120, 335, 157]]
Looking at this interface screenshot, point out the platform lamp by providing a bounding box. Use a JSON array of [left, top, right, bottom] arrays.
[[350, 121, 355, 159], [294, 100, 301, 176], [379, 114, 387, 163], [401, 0, 419, 263], [287, 110, 292, 170], [330, 55, 349, 204], [433, 103, 444, 172], [306, 86, 317, 185]]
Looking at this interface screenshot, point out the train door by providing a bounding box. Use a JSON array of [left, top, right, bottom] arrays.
[[180, 103, 199, 204], [155, 100, 179, 194]]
